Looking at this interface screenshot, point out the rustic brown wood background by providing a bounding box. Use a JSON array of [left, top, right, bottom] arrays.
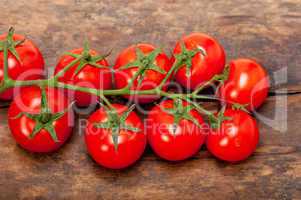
[[0, 0, 300, 199]]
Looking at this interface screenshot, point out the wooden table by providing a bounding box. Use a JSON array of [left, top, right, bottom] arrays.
[[0, 0, 300, 199]]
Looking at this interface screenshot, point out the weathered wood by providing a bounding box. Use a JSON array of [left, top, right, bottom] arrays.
[[0, 0, 300, 86], [0, 95, 300, 199], [0, 0, 300, 199]]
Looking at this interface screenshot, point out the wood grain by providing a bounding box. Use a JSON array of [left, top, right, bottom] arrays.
[[0, 0, 300, 199], [0, 0, 300, 86], [0, 95, 300, 200]]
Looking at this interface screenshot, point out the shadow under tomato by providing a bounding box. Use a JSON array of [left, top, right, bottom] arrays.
[[0, 100, 11, 108]]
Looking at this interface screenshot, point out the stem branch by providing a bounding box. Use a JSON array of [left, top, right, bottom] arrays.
[[0, 39, 221, 119]]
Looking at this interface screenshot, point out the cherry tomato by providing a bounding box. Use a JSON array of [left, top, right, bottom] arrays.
[[206, 109, 259, 162], [0, 33, 45, 100], [85, 104, 146, 169], [219, 58, 269, 110], [114, 43, 171, 103], [146, 99, 206, 161], [172, 33, 226, 90], [8, 87, 74, 153], [54, 48, 112, 107]]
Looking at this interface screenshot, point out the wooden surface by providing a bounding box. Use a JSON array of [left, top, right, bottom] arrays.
[[0, 0, 301, 199]]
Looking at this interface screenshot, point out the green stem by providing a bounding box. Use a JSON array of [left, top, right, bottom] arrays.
[[100, 95, 114, 109], [185, 98, 215, 117], [192, 76, 216, 95], [53, 57, 82, 80], [6, 77, 219, 101], [3, 42, 9, 81], [157, 58, 182, 90], [123, 67, 145, 90], [0, 34, 224, 120]]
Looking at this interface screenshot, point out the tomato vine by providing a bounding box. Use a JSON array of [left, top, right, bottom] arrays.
[[0, 28, 269, 166], [0, 28, 224, 116]]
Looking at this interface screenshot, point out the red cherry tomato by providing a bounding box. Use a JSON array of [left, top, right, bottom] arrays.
[[206, 109, 259, 162], [172, 33, 226, 90], [219, 58, 270, 110], [7, 87, 74, 153], [114, 43, 171, 103], [0, 33, 45, 100], [85, 104, 146, 169], [146, 99, 206, 161], [54, 48, 112, 107]]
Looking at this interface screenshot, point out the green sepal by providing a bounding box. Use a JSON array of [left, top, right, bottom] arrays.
[[29, 121, 44, 139], [209, 106, 232, 130], [119, 47, 165, 88], [119, 60, 141, 70], [120, 124, 140, 132], [111, 127, 120, 151], [88, 62, 109, 69], [44, 125, 59, 143], [3, 27, 25, 62], [135, 47, 145, 60], [144, 47, 162, 63], [89, 49, 112, 63], [10, 89, 74, 143], [173, 41, 207, 77], [10, 111, 40, 121], [64, 51, 81, 59], [50, 101, 75, 122], [0, 28, 25, 81], [120, 104, 136, 122], [63, 40, 111, 78], [72, 61, 88, 78], [147, 63, 166, 74], [93, 104, 140, 151], [0, 27, 26, 83], [162, 98, 202, 135]]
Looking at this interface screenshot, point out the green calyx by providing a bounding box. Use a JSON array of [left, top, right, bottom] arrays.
[[0, 27, 25, 62], [93, 104, 141, 151], [162, 98, 202, 134], [174, 41, 207, 77], [1, 28, 231, 144], [63, 39, 111, 78], [119, 47, 166, 87], [208, 106, 232, 130], [12, 88, 74, 142]]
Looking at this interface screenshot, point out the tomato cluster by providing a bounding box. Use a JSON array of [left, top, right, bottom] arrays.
[[0, 29, 270, 169]]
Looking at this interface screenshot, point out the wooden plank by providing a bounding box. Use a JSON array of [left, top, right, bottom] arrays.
[[0, 0, 300, 199], [0, 0, 300, 85], [0, 94, 300, 200]]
